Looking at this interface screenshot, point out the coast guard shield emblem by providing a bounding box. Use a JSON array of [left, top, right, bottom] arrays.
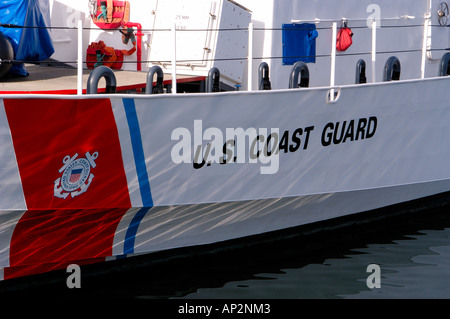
[[54, 151, 99, 199]]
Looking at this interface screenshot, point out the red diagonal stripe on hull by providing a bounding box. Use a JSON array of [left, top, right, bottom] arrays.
[[4, 98, 131, 209]]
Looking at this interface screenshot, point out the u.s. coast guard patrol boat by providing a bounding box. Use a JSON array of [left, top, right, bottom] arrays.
[[1, 0, 450, 282]]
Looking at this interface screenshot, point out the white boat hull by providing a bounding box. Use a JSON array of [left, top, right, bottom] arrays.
[[1, 76, 450, 280]]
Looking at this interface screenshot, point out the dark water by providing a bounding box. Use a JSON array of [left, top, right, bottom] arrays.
[[175, 213, 450, 300], [167, 207, 450, 300], [2, 204, 450, 301]]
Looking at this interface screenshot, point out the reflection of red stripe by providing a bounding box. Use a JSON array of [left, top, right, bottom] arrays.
[[4, 208, 128, 280]]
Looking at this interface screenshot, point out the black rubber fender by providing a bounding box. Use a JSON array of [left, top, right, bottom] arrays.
[[383, 56, 401, 81], [355, 59, 367, 84], [146, 65, 164, 94], [258, 62, 271, 90], [289, 61, 309, 88], [439, 52, 450, 76], [206, 67, 220, 92], [0, 32, 14, 79], [86, 66, 117, 94]]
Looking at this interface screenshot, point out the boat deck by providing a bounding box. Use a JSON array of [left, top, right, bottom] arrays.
[[0, 64, 206, 94]]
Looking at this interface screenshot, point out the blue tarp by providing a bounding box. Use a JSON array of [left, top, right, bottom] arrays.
[[0, 0, 54, 76], [282, 23, 318, 65]]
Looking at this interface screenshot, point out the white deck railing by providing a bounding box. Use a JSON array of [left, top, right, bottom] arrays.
[[3, 13, 443, 96]]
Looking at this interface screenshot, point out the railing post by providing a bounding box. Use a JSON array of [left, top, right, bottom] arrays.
[[330, 22, 337, 100], [248, 22, 254, 91], [371, 19, 377, 83], [172, 23, 177, 94], [77, 20, 83, 95], [421, 16, 430, 79]]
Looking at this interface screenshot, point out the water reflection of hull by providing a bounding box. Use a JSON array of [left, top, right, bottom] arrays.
[[2, 180, 450, 281]]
